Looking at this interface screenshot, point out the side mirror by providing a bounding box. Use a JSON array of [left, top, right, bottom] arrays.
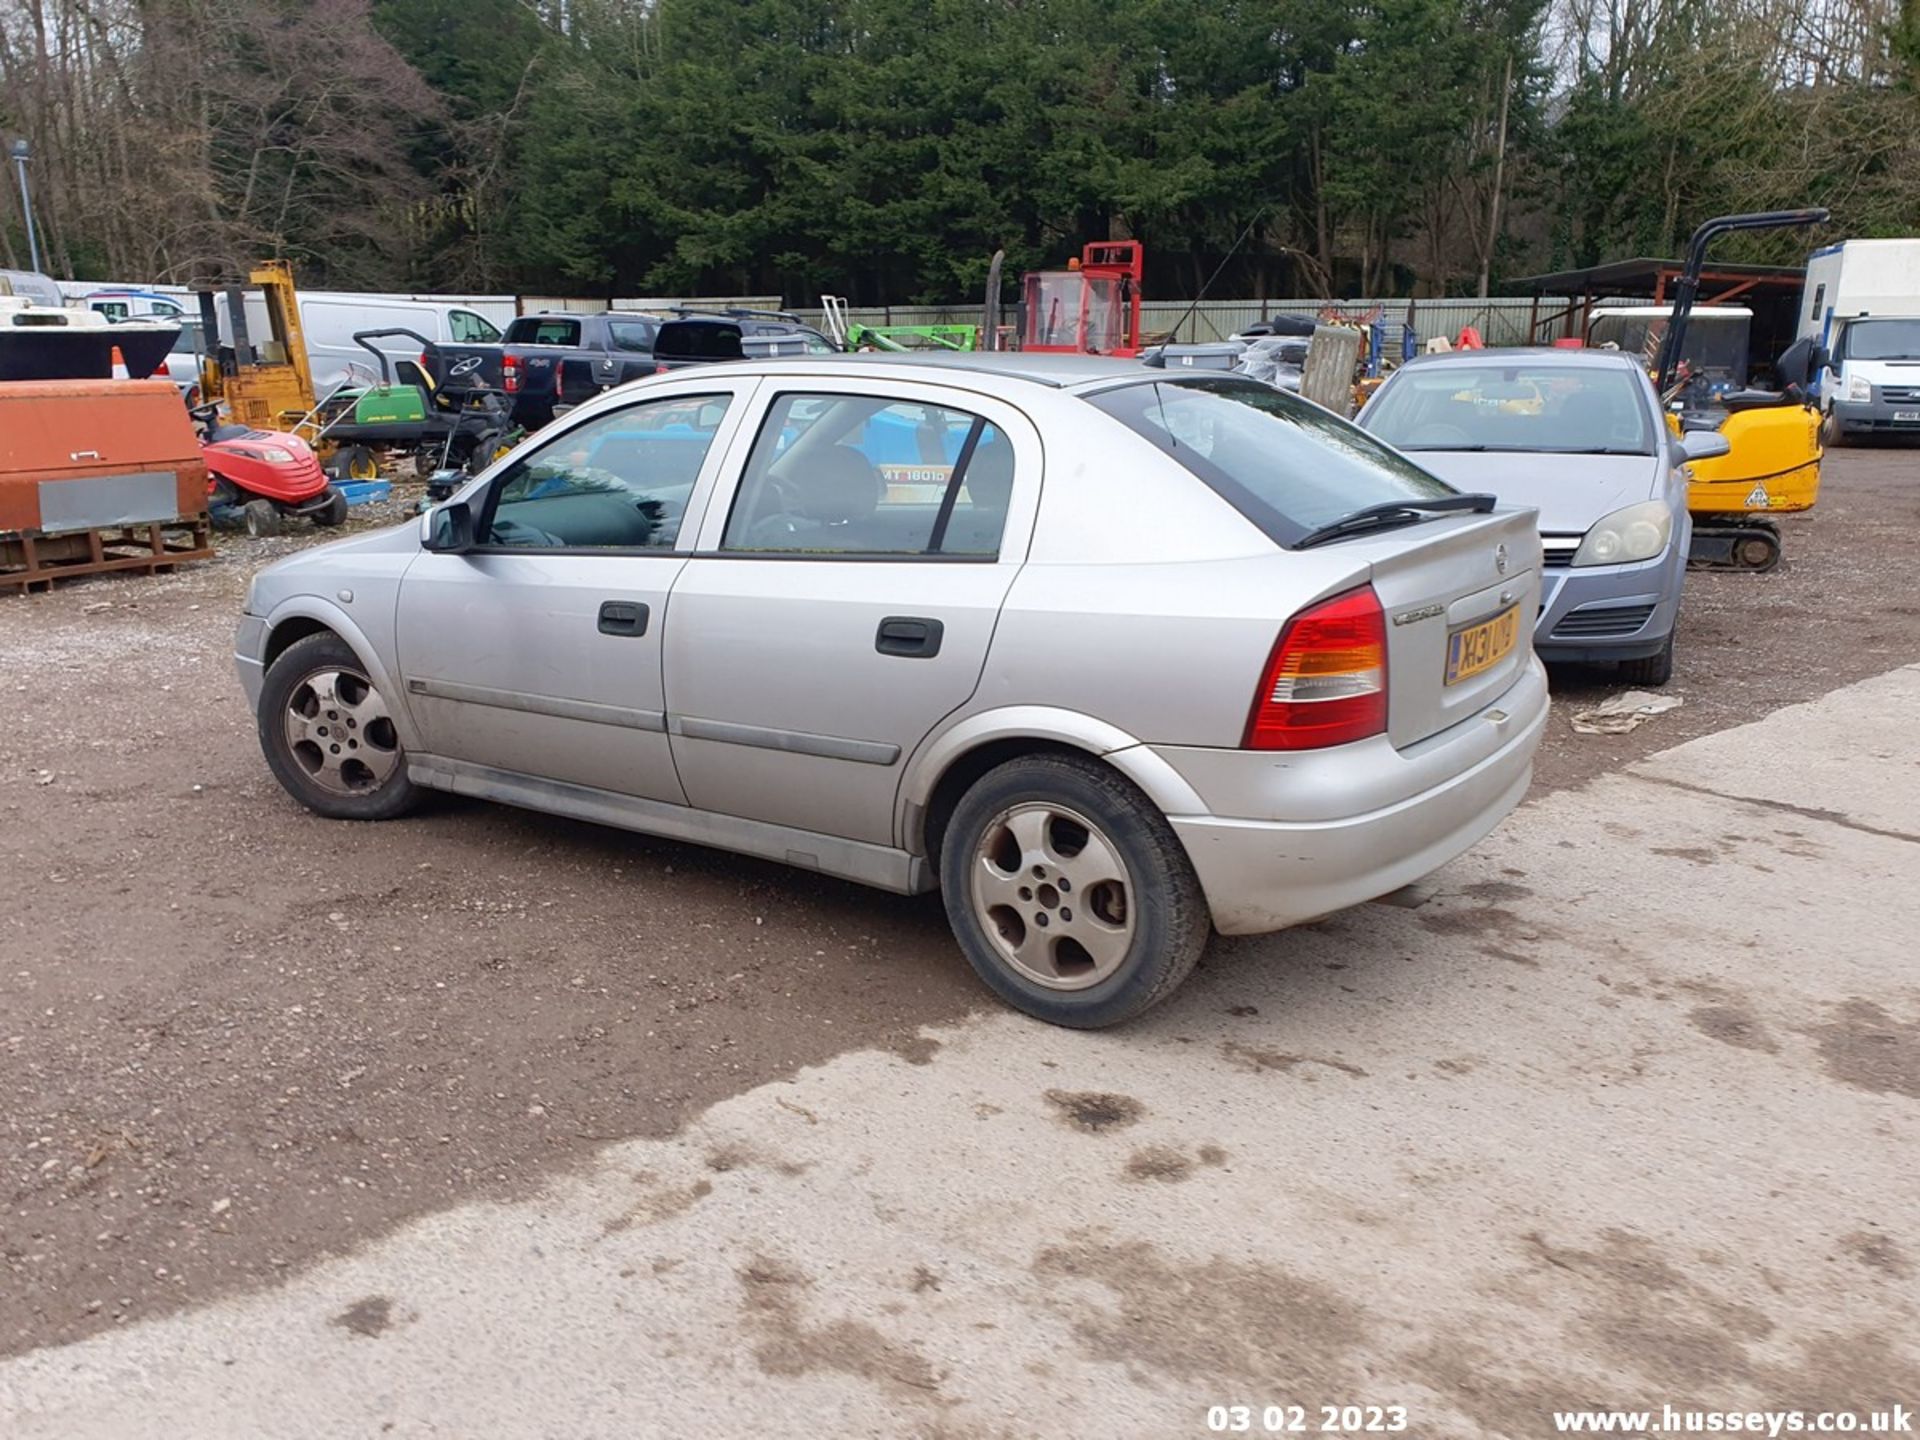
[[1678, 430, 1732, 463], [1812, 344, 1831, 375], [423, 500, 476, 553]]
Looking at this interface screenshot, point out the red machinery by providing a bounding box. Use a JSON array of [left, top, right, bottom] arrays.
[[1020, 241, 1145, 357], [191, 405, 347, 536]]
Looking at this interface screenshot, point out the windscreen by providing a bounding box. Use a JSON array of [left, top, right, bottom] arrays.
[[1363, 363, 1656, 456], [1843, 319, 1920, 361], [1087, 378, 1455, 547]]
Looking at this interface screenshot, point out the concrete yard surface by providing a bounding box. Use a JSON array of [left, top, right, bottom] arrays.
[[3, 668, 1915, 1436]]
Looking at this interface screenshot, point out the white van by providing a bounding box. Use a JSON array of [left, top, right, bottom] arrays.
[[1798, 239, 1920, 444], [296, 294, 507, 393], [81, 288, 190, 322]]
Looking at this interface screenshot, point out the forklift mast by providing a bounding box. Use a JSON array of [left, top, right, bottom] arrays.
[[194, 260, 319, 432]]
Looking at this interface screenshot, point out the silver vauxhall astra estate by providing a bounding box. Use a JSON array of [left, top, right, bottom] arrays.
[[235, 353, 1549, 1027]]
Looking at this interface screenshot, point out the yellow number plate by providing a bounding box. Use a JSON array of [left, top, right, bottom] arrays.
[[1445, 606, 1520, 685]]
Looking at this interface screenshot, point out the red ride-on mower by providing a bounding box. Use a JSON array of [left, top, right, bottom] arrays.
[[191, 404, 348, 536]]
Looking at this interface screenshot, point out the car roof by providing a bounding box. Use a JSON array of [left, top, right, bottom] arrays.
[[1394, 346, 1648, 371]]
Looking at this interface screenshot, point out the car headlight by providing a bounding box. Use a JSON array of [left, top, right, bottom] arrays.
[[1846, 375, 1871, 403], [1572, 500, 1673, 567]]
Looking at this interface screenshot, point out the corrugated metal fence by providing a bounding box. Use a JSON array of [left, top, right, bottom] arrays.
[[776, 297, 1561, 347]]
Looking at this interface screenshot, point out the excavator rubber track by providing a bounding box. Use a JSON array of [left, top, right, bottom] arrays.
[[1688, 517, 1782, 572]]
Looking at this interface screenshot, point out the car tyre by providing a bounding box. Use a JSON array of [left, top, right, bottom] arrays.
[[1820, 407, 1847, 449], [257, 632, 420, 821], [939, 753, 1209, 1028], [1618, 632, 1675, 687]]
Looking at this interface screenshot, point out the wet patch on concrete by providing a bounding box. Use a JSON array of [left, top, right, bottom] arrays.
[[1480, 944, 1541, 969], [330, 1294, 394, 1339], [1043, 1090, 1145, 1133], [1124, 1147, 1194, 1183], [604, 1175, 713, 1235], [1031, 1235, 1365, 1386], [1462, 880, 1535, 903], [1837, 1229, 1911, 1278], [737, 1254, 943, 1398], [1804, 999, 1919, 1099], [1652, 845, 1720, 865], [1522, 1228, 1776, 1388], [890, 1035, 942, 1066], [1222, 1042, 1368, 1079], [1689, 1003, 1779, 1054]]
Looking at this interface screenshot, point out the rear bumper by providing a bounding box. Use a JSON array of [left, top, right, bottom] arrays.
[[1157, 659, 1549, 935], [1831, 395, 1920, 435]]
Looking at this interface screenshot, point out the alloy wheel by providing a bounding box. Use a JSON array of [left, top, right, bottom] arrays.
[[970, 801, 1136, 990]]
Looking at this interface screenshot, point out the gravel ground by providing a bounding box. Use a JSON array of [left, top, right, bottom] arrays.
[[2, 447, 1915, 1358]]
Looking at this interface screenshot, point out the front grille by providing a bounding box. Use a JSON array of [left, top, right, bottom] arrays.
[[1551, 602, 1656, 639], [1880, 385, 1920, 404], [1540, 535, 1582, 569]]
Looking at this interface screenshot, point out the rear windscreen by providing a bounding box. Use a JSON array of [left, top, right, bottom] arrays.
[[505, 317, 582, 347], [1086, 377, 1454, 547], [655, 321, 744, 361]]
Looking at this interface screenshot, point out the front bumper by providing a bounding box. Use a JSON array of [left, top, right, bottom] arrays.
[[1157, 658, 1549, 935], [1831, 394, 1920, 435], [1532, 545, 1683, 664], [234, 614, 268, 710]]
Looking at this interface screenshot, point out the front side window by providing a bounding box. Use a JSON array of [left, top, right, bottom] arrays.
[[94, 301, 129, 322], [1362, 363, 1656, 456], [482, 394, 730, 550], [1088, 378, 1455, 547], [450, 310, 502, 344], [721, 393, 1012, 556]]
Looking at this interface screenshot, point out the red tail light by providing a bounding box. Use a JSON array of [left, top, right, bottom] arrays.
[[419, 350, 432, 376], [152, 358, 170, 377], [655, 363, 669, 375], [1243, 586, 1388, 750], [503, 355, 520, 393]]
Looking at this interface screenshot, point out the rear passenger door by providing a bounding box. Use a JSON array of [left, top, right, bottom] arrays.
[[665, 382, 1041, 846]]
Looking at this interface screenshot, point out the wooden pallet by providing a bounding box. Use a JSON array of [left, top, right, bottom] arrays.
[[0, 517, 214, 593]]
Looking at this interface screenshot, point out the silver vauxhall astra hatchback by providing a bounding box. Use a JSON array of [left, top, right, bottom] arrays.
[[236, 354, 1549, 1027]]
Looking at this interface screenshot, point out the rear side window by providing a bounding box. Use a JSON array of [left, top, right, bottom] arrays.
[[721, 393, 1011, 556], [607, 318, 657, 353], [506, 317, 582, 347], [1086, 378, 1453, 547]]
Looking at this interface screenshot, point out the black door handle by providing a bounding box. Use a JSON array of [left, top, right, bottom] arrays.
[[597, 600, 649, 637], [875, 616, 944, 658]]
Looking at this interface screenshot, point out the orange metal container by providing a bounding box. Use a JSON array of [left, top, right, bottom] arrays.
[[0, 379, 208, 535]]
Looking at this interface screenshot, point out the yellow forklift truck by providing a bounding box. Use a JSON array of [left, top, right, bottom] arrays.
[[1650, 209, 1831, 571]]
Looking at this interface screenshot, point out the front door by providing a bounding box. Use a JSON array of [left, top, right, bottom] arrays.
[[665, 381, 1040, 845], [395, 385, 751, 804]]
